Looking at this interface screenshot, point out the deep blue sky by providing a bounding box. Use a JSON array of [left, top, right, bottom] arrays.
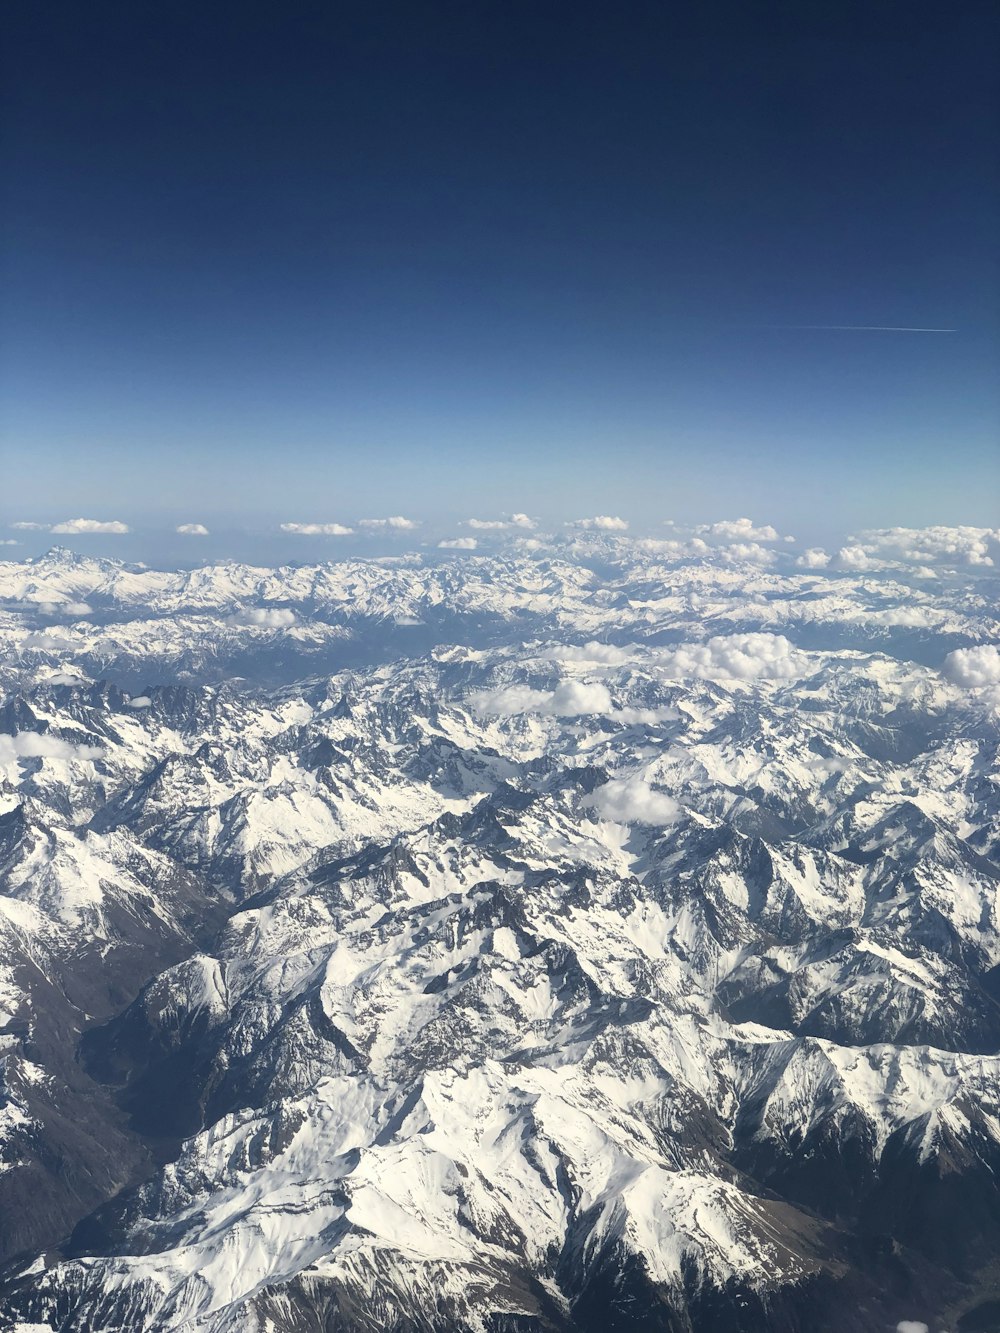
[[3, 0, 998, 543]]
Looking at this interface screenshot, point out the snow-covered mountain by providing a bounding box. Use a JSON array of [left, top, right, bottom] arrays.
[[0, 541, 998, 1331]]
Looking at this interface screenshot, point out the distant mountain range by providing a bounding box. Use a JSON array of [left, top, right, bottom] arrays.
[[0, 543, 998, 1331]]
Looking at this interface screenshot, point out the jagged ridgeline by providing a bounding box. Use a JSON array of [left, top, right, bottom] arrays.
[[0, 545, 998, 1332]]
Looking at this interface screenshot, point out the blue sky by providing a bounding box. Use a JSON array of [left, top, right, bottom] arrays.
[[3, 1, 998, 549]]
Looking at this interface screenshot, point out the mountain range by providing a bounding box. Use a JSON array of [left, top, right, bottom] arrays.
[[0, 541, 998, 1332]]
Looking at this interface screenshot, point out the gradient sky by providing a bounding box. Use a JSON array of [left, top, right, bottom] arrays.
[[3, 0, 998, 546]]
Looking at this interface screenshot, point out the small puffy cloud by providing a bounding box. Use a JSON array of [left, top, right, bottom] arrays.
[[226, 608, 296, 628], [802, 754, 849, 782], [871, 606, 943, 628], [587, 776, 681, 826], [176, 523, 209, 536], [548, 680, 613, 715], [835, 545, 872, 571], [34, 600, 92, 616], [464, 513, 537, 531], [45, 670, 88, 686], [0, 539, 19, 546], [439, 537, 478, 550], [796, 547, 831, 568], [717, 541, 777, 565], [474, 678, 613, 717], [475, 676, 671, 724], [11, 521, 48, 530], [0, 733, 103, 765], [474, 684, 551, 716], [280, 522, 353, 536], [547, 642, 632, 664], [942, 644, 1000, 688], [126, 695, 152, 708], [634, 537, 710, 558], [895, 1322, 929, 1333], [659, 633, 808, 682], [616, 704, 679, 725], [358, 516, 418, 530], [50, 518, 129, 534], [21, 630, 77, 651], [697, 517, 781, 542], [569, 515, 629, 531]]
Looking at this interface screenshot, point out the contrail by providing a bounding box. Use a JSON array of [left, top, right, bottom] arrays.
[[767, 324, 956, 333]]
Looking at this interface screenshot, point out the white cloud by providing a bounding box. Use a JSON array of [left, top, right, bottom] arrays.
[[548, 680, 613, 714], [0, 539, 19, 546], [439, 537, 478, 550], [855, 524, 999, 568], [473, 685, 552, 716], [634, 537, 710, 558], [801, 755, 849, 782], [871, 606, 943, 628], [569, 515, 629, 531], [616, 704, 679, 725], [658, 633, 808, 682], [475, 678, 613, 717], [895, 1322, 929, 1333], [21, 631, 77, 651], [795, 547, 830, 568], [633, 526, 783, 563], [716, 541, 777, 565], [0, 733, 103, 765], [280, 522, 353, 536], [226, 608, 297, 628], [942, 644, 1000, 688], [546, 642, 632, 664], [33, 600, 93, 617], [45, 671, 88, 686], [835, 545, 872, 571], [697, 517, 781, 542], [473, 675, 674, 724], [50, 518, 130, 534], [176, 523, 210, 536], [358, 516, 419, 530], [126, 696, 152, 708], [462, 513, 537, 531], [11, 521, 48, 530], [587, 776, 681, 826]]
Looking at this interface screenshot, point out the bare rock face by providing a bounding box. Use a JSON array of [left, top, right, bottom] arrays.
[[0, 543, 998, 1331]]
